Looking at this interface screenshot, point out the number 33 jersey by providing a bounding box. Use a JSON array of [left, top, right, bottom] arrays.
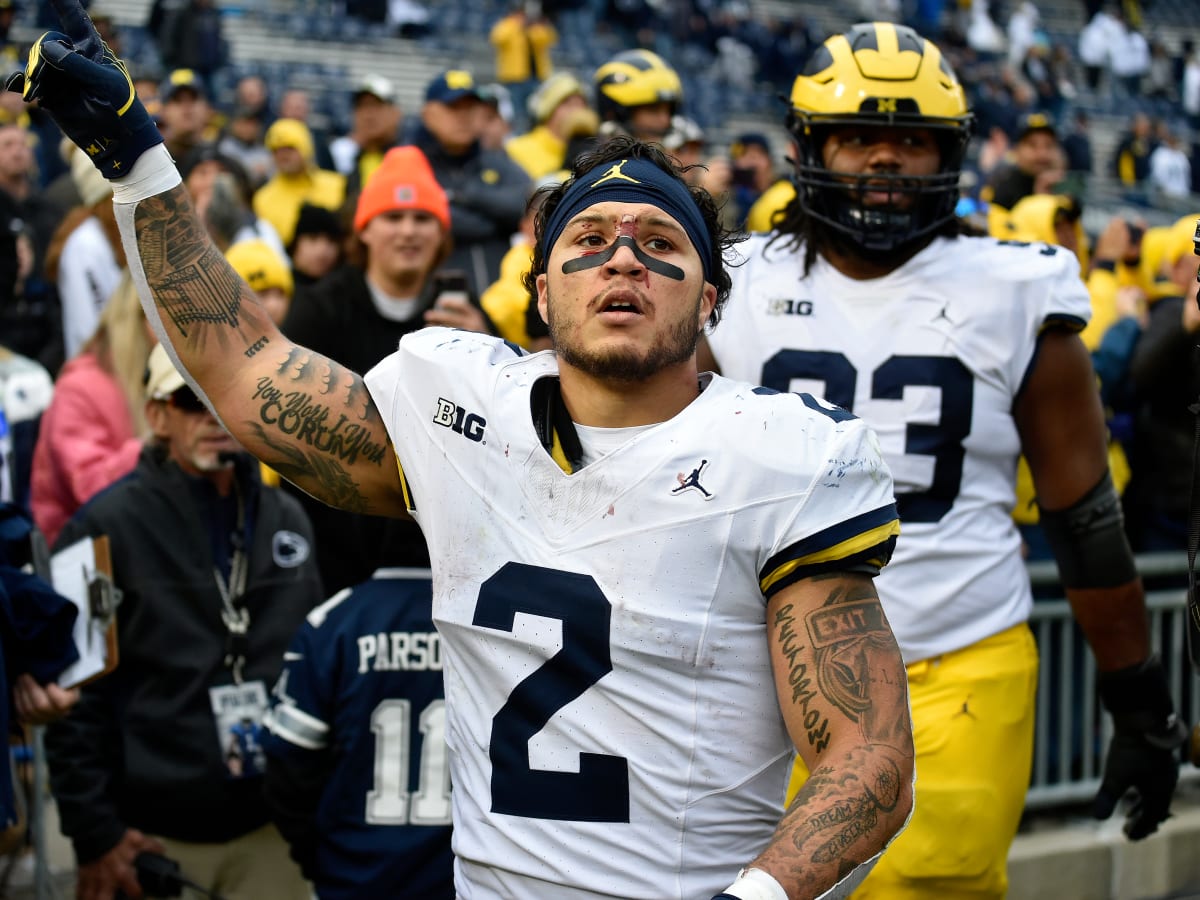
[[710, 234, 1093, 664], [365, 328, 899, 900]]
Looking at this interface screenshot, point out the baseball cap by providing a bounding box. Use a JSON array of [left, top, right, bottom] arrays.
[[161, 68, 206, 102], [528, 72, 585, 124], [353, 74, 397, 105], [144, 343, 187, 401], [425, 70, 482, 105], [226, 239, 294, 299], [478, 83, 514, 124], [264, 118, 315, 161], [731, 132, 770, 158], [69, 143, 113, 207], [1016, 111, 1057, 142], [354, 145, 450, 232]]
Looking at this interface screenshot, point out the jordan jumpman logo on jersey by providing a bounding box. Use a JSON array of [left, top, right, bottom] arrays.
[[672, 459, 713, 500]]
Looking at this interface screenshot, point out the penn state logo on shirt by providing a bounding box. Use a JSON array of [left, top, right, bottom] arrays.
[[272, 530, 310, 568]]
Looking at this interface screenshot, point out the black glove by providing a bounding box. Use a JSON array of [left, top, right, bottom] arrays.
[[5, 0, 161, 179], [1092, 654, 1187, 840]]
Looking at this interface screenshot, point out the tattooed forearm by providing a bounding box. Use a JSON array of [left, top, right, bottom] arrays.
[[136, 186, 257, 342], [248, 422, 372, 513], [753, 744, 911, 898], [252, 376, 387, 466], [768, 748, 906, 892], [128, 184, 408, 518], [758, 574, 914, 898], [245, 351, 393, 510]]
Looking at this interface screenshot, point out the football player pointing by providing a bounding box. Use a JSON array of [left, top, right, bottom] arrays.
[[704, 22, 1186, 899], [14, 3, 914, 897]]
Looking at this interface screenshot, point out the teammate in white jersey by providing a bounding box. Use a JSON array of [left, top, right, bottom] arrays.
[[13, 7, 917, 894], [702, 22, 1187, 899]]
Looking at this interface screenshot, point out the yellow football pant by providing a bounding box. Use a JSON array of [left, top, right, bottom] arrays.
[[788, 623, 1039, 899]]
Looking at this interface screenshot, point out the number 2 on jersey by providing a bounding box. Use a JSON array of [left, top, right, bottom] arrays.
[[474, 562, 630, 822], [762, 350, 973, 523]]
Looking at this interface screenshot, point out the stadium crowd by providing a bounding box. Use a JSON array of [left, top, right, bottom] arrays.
[[0, 0, 1196, 896]]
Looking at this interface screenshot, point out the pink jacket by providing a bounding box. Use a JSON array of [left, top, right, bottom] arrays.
[[31, 352, 143, 547]]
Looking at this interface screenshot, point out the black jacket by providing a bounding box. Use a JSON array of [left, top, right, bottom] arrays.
[[1125, 293, 1199, 540], [408, 125, 532, 295], [45, 445, 323, 863]]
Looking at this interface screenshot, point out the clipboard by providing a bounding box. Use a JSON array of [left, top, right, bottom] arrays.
[[48, 536, 120, 690]]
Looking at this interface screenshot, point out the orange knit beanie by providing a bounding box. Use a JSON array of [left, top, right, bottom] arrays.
[[353, 146, 451, 232]]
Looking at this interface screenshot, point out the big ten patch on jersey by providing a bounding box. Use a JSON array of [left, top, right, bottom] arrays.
[[765, 297, 815, 317], [357, 630, 442, 673], [432, 396, 487, 443]]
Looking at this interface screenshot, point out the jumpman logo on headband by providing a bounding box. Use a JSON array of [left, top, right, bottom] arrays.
[[593, 161, 641, 187], [672, 459, 714, 500]]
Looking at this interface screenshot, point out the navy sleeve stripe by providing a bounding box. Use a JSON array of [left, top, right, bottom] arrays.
[[759, 503, 900, 595]]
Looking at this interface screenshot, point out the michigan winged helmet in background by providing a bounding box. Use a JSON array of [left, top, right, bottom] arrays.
[[786, 22, 971, 256], [593, 48, 683, 142]]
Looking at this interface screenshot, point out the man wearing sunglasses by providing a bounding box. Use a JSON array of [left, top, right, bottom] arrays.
[[44, 345, 325, 900]]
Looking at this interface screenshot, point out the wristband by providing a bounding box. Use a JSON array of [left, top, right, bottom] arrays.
[[716, 867, 788, 900], [1093, 259, 1117, 273], [110, 144, 182, 205]]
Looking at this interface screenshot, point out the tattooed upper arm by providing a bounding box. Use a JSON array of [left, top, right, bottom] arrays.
[[756, 573, 914, 894], [767, 572, 911, 761], [132, 185, 409, 518]]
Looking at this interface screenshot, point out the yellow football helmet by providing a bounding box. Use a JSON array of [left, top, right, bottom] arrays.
[[789, 22, 973, 253], [593, 49, 682, 126]]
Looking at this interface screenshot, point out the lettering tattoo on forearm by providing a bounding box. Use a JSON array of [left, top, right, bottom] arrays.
[[791, 754, 903, 865], [247, 422, 372, 512], [774, 578, 908, 750], [252, 376, 387, 466], [136, 186, 246, 339], [248, 350, 390, 511], [765, 575, 912, 894], [775, 603, 834, 752]]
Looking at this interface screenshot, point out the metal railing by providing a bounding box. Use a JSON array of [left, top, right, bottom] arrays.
[[1025, 552, 1198, 810]]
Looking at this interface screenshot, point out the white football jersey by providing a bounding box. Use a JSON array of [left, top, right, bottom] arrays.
[[709, 233, 1092, 664], [365, 328, 900, 900]]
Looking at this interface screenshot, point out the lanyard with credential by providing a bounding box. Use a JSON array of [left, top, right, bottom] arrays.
[[215, 486, 250, 684]]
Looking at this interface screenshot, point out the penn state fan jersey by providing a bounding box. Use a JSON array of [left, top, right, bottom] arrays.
[[262, 570, 453, 900], [709, 233, 1092, 664], [364, 328, 900, 900]]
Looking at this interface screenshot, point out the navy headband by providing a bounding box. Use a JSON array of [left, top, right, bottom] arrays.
[[541, 158, 714, 283]]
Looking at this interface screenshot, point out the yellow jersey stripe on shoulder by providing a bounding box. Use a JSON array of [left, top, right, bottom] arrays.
[[760, 504, 900, 597]]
